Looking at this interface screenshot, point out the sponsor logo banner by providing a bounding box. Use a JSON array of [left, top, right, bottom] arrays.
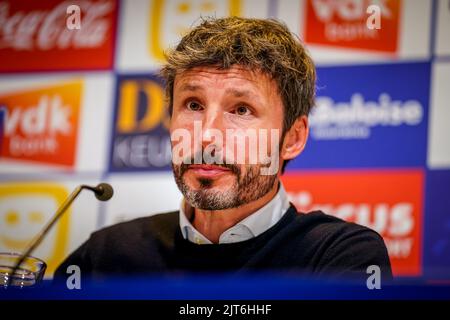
[[282, 169, 423, 276], [109, 74, 171, 172], [424, 169, 450, 279], [0, 0, 118, 72], [118, 0, 273, 70], [0, 182, 71, 275], [0, 80, 82, 168], [287, 62, 430, 169], [305, 0, 401, 53], [148, 0, 241, 62]]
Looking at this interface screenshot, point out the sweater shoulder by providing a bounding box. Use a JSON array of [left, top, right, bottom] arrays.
[[294, 210, 387, 249], [296, 210, 383, 237], [54, 211, 180, 278], [291, 210, 392, 279], [89, 211, 180, 247]]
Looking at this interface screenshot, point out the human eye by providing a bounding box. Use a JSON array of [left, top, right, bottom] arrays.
[[186, 100, 203, 111], [232, 105, 252, 116]]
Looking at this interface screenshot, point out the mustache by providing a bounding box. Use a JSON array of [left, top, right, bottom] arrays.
[[177, 152, 241, 177]]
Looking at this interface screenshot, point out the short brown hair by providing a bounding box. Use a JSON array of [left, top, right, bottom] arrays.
[[161, 16, 316, 172]]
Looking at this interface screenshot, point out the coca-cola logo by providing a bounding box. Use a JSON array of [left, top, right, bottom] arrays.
[[0, 0, 117, 71], [0, 0, 113, 51]]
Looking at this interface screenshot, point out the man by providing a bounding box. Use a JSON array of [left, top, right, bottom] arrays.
[[55, 17, 392, 282]]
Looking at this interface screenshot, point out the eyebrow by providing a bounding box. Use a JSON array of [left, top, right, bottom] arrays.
[[178, 83, 256, 99], [225, 88, 254, 98], [178, 83, 203, 92]]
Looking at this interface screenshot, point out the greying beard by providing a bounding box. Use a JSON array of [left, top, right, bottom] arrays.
[[172, 163, 277, 210]]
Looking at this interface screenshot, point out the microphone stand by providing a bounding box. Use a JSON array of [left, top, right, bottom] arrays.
[[6, 183, 113, 287]]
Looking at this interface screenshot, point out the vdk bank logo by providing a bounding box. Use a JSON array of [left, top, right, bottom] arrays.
[[148, 0, 241, 61], [305, 0, 401, 53], [0, 182, 71, 276], [110, 74, 172, 172], [282, 170, 424, 276], [287, 62, 430, 169], [0, 81, 82, 167]]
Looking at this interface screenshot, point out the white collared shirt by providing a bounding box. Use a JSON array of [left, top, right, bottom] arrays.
[[179, 183, 291, 244]]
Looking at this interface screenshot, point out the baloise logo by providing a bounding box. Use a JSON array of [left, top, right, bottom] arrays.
[[286, 62, 430, 170]]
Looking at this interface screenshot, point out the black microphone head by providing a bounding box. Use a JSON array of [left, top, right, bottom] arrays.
[[94, 183, 114, 201]]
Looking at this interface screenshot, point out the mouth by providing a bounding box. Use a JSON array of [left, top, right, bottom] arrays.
[[187, 164, 232, 178], [0, 235, 30, 250]]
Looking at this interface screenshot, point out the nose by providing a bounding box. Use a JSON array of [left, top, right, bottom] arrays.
[[200, 107, 226, 161], [201, 107, 224, 146]]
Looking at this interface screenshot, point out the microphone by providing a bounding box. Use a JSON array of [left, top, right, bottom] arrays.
[[6, 183, 114, 287], [85, 183, 114, 201]]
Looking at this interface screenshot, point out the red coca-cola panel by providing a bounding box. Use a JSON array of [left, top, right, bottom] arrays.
[[0, 0, 118, 72]]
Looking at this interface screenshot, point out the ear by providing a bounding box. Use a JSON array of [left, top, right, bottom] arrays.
[[281, 116, 309, 161]]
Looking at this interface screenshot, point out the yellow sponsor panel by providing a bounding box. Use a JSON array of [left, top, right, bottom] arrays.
[[149, 0, 241, 61], [0, 182, 70, 276]]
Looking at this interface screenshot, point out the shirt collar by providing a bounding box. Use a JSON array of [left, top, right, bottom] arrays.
[[179, 183, 291, 244]]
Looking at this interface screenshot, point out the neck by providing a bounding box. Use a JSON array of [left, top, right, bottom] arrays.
[[191, 183, 279, 243]]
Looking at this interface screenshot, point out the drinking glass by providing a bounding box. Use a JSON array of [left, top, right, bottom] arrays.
[[0, 252, 46, 288]]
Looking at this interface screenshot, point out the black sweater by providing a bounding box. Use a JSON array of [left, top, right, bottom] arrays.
[[54, 205, 392, 282]]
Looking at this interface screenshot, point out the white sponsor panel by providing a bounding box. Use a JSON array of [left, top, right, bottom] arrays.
[[428, 62, 450, 168], [117, 0, 271, 71], [0, 72, 114, 174], [101, 172, 182, 227], [435, 0, 450, 56], [0, 176, 102, 277]]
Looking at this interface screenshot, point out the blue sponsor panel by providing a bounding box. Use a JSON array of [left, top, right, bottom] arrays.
[[287, 62, 430, 170], [424, 169, 450, 280], [109, 74, 172, 172], [0, 106, 5, 151]]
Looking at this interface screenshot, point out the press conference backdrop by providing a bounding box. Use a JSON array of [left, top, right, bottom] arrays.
[[0, 0, 449, 280]]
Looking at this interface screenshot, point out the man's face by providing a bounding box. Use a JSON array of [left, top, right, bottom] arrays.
[[170, 65, 284, 210]]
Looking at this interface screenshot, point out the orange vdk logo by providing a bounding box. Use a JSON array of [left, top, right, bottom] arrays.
[[282, 170, 423, 276], [305, 0, 401, 53], [0, 81, 82, 167]]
